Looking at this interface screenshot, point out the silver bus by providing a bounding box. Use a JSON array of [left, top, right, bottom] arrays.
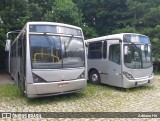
[[86, 33, 153, 88], [5, 22, 87, 98]]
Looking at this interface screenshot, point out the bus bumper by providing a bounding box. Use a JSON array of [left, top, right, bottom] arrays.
[[123, 75, 154, 88], [26, 79, 87, 98]]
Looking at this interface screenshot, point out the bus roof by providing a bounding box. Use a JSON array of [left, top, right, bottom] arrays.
[[85, 33, 148, 43], [10, 22, 83, 45], [26, 22, 82, 30]]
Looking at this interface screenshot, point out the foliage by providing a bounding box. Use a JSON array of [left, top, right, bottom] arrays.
[[0, 0, 160, 70], [43, 0, 82, 25], [74, 0, 128, 36], [112, 26, 138, 34]]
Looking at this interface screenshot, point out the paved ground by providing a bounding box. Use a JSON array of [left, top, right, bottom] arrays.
[[0, 73, 14, 85], [0, 73, 160, 121]]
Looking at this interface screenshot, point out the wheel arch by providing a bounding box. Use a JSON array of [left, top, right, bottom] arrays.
[[88, 68, 99, 79]]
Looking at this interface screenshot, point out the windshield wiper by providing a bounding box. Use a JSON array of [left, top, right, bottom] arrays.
[[130, 42, 143, 68], [43, 33, 56, 48], [65, 34, 74, 50]]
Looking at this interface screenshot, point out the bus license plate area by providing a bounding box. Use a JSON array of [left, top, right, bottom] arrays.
[[58, 83, 68, 88], [137, 80, 148, 85]]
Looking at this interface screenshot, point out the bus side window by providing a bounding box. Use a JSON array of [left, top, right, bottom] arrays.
[[109, 44, 120, 64], [88, 42, 102, 59]]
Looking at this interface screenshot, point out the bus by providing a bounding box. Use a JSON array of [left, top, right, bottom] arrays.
[[86, 33, 153, 88], [5, 22, 87, 98]]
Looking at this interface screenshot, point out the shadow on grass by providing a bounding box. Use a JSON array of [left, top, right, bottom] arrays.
[[0, 82, 155, 105], [26, 92, 86, 105], [124, 84, 154, 93], [23, 83, 155, 106], [154, 72, 160, 75], [88, 82, 155, 93], [0, 83, 87, 105]]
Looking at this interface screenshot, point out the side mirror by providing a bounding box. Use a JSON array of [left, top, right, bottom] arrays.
[[5, 39, 11, 51]]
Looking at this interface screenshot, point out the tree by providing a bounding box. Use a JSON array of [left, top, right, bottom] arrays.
[[43, 0, 97, 38], [0, 0, 30, 70], [0, 0, 160, 70], [0, 0, 30, 31], [28, 0, 55, 21], [74, 0, 128, 36], [44, 0, 82, 25]]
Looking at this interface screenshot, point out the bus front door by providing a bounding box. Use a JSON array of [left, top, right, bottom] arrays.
[[107, 41, 123, 87]]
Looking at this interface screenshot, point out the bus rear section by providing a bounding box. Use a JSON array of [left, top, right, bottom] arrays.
[[86, 33, 154, 88], [6, 22, 87, 98]]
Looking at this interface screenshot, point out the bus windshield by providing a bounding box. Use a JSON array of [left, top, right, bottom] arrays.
[[124, 44, 152, 69], [30, 34, 85, 69]]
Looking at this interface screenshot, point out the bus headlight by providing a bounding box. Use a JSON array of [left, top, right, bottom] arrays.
[[123, 71, 134, 80], [32, 73, 47, 83], [78, 71, 85, 79]]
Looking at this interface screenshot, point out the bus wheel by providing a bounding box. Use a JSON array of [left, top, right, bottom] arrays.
[[89, 70, 101, 85]]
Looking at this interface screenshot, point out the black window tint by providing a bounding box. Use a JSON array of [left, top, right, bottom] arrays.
[[88, 42, 102, 59], [109, 44, 120, 64], [103, 41, 107, 59], [18, 35, 22, 57], [11, 42, 16, 58]]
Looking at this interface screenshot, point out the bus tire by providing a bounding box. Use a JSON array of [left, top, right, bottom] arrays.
[[89, 70, 101, 85]]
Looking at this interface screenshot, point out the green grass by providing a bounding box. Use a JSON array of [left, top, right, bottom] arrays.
[[124, 84, 154, 93], [154, 72, 160, 75], [0, 82, 154, 105], [0, 83, 115, 105], [26, 92, 86, 105], [0, 84, 23, 98], [26, 83, 115, 105]]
